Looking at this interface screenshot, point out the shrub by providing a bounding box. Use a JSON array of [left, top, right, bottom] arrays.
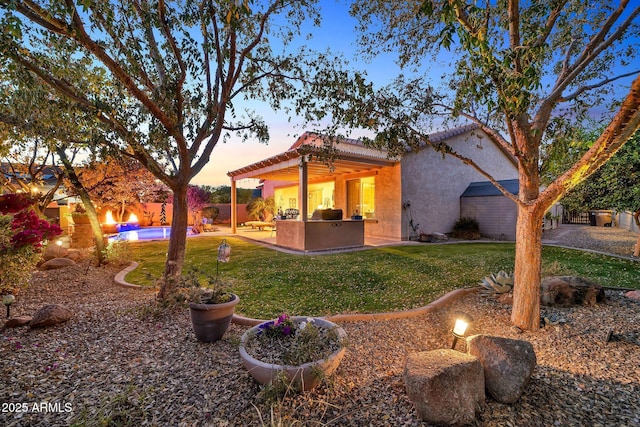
[[452, 217, 480, 239], [0, 193, 62, 294]]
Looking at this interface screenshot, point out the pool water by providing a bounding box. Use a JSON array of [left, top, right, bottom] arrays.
[[108, 226, 192, 242]]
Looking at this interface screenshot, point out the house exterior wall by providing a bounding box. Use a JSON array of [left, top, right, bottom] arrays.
[[400, 129, 518, 239], [460, 195, 517, 240]]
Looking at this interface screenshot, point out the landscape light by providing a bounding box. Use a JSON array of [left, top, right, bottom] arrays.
[[451, 312, 473, 350], [3, 294, 15, 318]]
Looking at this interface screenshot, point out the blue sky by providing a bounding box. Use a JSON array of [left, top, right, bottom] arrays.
[[192, 0, 639, 188], [192, 0, 409, 188]]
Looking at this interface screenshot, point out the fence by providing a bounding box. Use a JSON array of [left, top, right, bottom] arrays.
[[562, 211, 590, 225]]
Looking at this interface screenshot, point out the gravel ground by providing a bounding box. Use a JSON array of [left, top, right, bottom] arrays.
[[1, 226, 639, 426]]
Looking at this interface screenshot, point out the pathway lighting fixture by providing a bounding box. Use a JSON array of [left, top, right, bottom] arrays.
[[3, 294, 15, 318], [56, 239, 63, 247], [451, 312, 473, 350], [216, 239, 231, 277]]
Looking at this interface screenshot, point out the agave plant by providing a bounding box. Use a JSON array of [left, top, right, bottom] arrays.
[[479, 271, 514, 296]]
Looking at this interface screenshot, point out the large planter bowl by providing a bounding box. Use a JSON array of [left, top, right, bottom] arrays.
[[189, 294, 239, 342], [239, 316, 347, 391]]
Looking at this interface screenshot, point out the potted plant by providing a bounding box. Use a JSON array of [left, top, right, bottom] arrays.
[[70, 203, 90, 224], [239, 314, 347, 391], [183, 269, 239, 342]]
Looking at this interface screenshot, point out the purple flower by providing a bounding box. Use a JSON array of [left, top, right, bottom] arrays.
[[281, 326, 292, 336]]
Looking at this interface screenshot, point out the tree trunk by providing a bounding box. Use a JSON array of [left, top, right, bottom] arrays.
[[158, 184, 189, 299], [634, 210, 640, 258], [511, 204, 544, 331], [56, 148, 105, 265]]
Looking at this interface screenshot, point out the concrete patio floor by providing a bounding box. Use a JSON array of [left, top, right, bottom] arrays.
[[211, 224, 420, 254]]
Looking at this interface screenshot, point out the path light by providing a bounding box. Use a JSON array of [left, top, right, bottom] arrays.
[[450, 312, 473, 350], [3, 294, 15, 318], [216, 239, 231, 278], [56, 239, 63, 247]]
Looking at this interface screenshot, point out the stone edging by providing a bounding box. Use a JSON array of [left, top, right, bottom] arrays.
[[231, 287, 479, 326], [113, 262, 158, 290]]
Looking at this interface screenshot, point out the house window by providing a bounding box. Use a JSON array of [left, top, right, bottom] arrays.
[[347, 176, 375, 218]]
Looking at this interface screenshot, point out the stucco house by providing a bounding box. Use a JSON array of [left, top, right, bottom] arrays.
[[228, 124, 519, 250]]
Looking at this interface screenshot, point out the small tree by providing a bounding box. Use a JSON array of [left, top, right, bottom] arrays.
[[0, 0, 335, 299], [187, 185, 211, 225], [337, 0, 640, 330], [247, 196, 276, 221]]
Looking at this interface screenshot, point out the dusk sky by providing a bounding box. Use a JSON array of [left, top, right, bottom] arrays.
[[191, 1, 638, 189], [191, 0, 422, 188]]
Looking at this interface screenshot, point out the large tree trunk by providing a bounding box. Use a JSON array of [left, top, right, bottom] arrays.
[[511, 204, 544, 331], [158, 184, 189, 299], [56, 148, 105, 265]]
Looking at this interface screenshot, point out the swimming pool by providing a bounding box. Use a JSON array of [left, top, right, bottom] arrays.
[[108, 226, 192, 242]]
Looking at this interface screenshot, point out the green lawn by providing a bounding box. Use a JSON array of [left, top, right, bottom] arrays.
[[124, 236, 640, 319]]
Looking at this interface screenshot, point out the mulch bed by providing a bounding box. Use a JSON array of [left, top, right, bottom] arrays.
[[1, 236, 640, 425]]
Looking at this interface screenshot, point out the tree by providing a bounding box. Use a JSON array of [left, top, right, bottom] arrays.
[[247, 196, 275, 220], [339, 0, 640, 330], [553, 130, 640, 254], [0, 0, 333, 298], [205, 185, 254, 204], [70, 157, 170, 223], [187, 185, 211, 226]]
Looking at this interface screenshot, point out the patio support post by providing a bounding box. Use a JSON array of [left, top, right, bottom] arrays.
[[299, 156, 309, 221], [231, 178, 237, 233]]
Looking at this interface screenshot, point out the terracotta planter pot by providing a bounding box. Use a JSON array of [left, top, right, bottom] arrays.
[[72, 214, 91, 224], [189, 294, 239, 342], [239, 317, 347, 391]]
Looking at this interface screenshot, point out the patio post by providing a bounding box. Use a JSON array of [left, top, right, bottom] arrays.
[[231, 178, 237, 233], [299, 156, 308, 221]]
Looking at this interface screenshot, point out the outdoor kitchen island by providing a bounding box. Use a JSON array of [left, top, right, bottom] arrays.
[[275, 219, 365, 251]]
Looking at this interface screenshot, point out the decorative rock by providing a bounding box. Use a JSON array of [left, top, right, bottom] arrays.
[[467, 335, 536, 404], [40, 257, 76, 270], [496, 293, 513, 305], [4, 316, 32, 328], [540, 276, 605, 307], [29, 304, 74, 328], [43, 244, 69, 261], [404, 349, 484, 426], [420, 232, 449, 243], [625, 290, 640, 301]]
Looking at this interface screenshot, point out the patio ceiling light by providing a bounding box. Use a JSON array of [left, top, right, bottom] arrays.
[[450, 312, 473, 350]]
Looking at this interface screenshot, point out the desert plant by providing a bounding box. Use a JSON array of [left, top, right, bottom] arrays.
[[452, 217, 480, 239], [479, 271, 514, 297], [247, 197, 276, 221]]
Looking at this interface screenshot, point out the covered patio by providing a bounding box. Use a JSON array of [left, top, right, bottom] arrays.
[[227, 133, 400, 251]]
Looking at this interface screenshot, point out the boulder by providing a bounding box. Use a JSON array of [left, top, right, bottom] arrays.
[[420, 232, 449, 243], [4, 316, 32, 328], [404, 349, 484, 426], [467, 335, 536, 404], [39, 257, 76, 270], [540, 276, 605, 307], [43, 244, 69, 261], [625, 290, 640, 302], [29, 304, 74, 328]]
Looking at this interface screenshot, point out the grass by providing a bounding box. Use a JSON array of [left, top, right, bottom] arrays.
[[124, 236, 640, 319]]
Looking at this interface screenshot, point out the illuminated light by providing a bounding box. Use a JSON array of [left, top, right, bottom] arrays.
[[105, 211, 117, 225], [126, 231, 139, 241], [127, 213, 139, 223], [56, 239, 63, 247], [3, 294, 15, 318], [450, 312, 473, 350]]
